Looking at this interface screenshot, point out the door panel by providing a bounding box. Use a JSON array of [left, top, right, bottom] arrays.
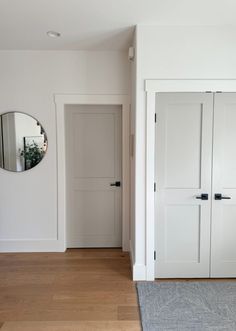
[[65, 105, 122, 248], [164, 103, 203, 188], [164, 205, 201, 262], [74, 190, 116, 235], [74, 113, 116, 178], [211, 93, 236, 277], [155, 93, 213, 278]]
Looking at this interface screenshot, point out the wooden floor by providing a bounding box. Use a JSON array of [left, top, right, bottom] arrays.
[[0, 249, 141, 331]]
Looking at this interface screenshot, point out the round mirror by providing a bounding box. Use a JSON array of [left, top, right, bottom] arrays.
[[0, 112, 48, 172]]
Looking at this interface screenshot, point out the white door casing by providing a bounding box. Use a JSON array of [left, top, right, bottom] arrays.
[[55, 94, 130, 252], [65, 105, 122, 247], [155, 93, 213, 278], [211, 93, 236, 277]]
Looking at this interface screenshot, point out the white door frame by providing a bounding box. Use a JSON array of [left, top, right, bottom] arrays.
[[54, 94, 130, 252], [145, 79, 236, 281]]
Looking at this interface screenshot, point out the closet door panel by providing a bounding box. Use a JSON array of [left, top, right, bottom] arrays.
[[211, 93, 236, 277], [155, 93, 213, 278]]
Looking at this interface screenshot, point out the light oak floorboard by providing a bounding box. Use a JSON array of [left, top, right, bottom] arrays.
[[0, 249, 141, 331], [1, 321, 141, 331]]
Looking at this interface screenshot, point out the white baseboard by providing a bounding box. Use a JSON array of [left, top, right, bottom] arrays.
[[129, 239, 147, 280], [122, 240, 130, 252], [0, 239, 65, 252], [132, 263, 147, 281]]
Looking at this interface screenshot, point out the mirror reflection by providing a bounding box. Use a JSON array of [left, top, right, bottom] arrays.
[[0, 112, 48, 172]]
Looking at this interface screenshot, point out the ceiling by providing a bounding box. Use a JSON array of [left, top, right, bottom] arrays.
[[0, 0, 236, 50]]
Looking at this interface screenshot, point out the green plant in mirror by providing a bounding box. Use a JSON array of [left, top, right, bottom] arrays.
[[20, 141, 46, 170]]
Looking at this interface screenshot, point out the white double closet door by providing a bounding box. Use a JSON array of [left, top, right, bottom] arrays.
[[155, 92, 236, 278]]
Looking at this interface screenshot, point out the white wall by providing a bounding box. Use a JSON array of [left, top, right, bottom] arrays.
[[133, 25, 236, 279], [0, 50, 130, 252]]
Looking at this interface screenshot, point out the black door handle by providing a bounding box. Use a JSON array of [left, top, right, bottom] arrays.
[[110, 181, 121, 187], [196, 193, 208, 200], [215, 193, 231, 200]]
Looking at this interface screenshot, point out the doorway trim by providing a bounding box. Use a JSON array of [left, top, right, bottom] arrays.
[[145, 79, 236, 281], [54, 94, 130, 252]]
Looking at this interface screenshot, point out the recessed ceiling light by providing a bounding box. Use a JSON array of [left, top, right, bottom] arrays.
[[47, 31, 61, 38]]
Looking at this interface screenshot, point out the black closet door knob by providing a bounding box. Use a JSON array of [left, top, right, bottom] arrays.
[[196, 194, 208, 200], [215, 193, 231, 200]]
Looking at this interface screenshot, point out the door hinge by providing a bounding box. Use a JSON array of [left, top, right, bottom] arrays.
[[154, 113, 157, 123], [154, 182, 156, 192], [154, 251, 156, 260]]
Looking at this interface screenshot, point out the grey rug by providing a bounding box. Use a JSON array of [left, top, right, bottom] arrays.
[[136, 281, 236, 331]]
